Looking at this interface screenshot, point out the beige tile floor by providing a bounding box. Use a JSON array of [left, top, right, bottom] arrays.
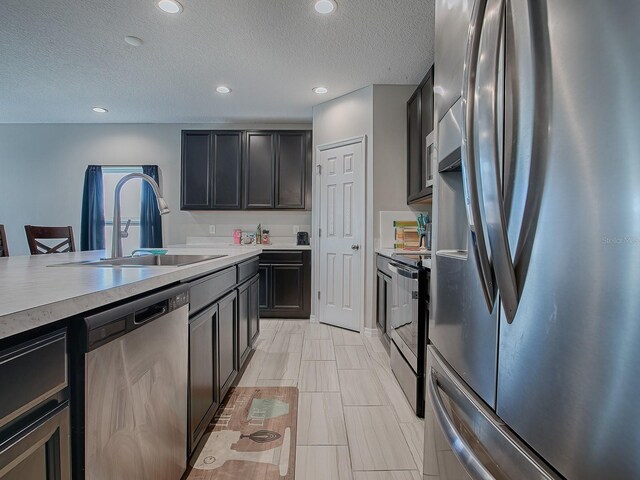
[[237, 319, 425, 479]]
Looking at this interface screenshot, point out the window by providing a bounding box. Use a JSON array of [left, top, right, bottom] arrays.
[[103, 166, 143, 256]]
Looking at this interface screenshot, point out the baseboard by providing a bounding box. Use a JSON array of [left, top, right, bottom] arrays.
[[363, 327, 378, 337], [309, 314, 319, 324]]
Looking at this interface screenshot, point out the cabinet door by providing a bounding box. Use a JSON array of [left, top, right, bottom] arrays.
[[271, 264, 304, 310], [189, 304, 217, 452], [0, 406, 70, 480], [249, 275, 260, 346], [258, 264, 271, 310], [212, 131, 242, 209], [243, 132, 275, 209], [182, 131, 212, 210], [218, 291, 238, 399], [275, 132, 308, 209], [237, 284, 251, 367], [407, 89, 422, 201]]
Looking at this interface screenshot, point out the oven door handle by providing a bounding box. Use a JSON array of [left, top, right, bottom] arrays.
[[388, 262, 419, 279], [429, 370, 496, 480]]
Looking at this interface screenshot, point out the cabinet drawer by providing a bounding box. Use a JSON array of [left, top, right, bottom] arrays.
[[237, 257, 259, 284], [189, 267, 236, 315], [260, 251, 303, 264], [0, 330, 67, 430]]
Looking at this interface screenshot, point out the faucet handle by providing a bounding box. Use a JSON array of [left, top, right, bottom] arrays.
[[120, 219, 131, 239]]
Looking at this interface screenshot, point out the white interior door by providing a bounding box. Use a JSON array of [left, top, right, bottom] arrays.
[[317, 140, 364, 332]]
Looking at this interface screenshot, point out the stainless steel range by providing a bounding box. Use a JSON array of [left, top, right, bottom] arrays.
[[387, 253, 430, 417]]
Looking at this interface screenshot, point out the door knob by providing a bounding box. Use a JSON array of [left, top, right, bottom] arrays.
[[351, 244, 360, 251]]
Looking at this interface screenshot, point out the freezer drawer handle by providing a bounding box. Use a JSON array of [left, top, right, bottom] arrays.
[[428, 370, 496, 480]]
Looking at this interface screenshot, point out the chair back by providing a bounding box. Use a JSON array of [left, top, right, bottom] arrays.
[[0, 225, 8, 257], [25, 225, 76, 254]]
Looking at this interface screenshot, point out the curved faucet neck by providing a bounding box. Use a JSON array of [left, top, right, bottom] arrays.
[[111, 173, 166, 259]]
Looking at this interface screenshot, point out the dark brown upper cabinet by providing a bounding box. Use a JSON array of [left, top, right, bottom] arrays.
[[407, 65, 435, 204], [181, 130, 242, 210], [276, 131, 311, 209], [212, 132, 242, 209], [181, 131, 212, 210], [182, 129, 311, 211], [243, 131, 276, 209]]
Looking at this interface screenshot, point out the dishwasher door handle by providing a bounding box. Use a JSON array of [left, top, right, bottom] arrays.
[[134, 302, 169, 326]]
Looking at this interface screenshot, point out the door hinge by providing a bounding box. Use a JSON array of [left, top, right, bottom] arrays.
[[318, 228, 322, 237], [316, 164, 322, 175], [317, 291, 321, 300]]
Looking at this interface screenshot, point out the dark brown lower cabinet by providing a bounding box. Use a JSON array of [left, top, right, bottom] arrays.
[[249, 276, 260, 346], [188, 303, 218, 454], [0, 406, 71, 480], [187, 258, 260, 456], [0, 329, 70, 480], [258, 265, 270, 310], [259, 250, 311, 319], [218, 290, 238, 400], [238, 274, 261, 367]]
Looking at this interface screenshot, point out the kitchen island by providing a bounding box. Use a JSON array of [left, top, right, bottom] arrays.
[[0, 247, 263, 480], [0, 246, 262, 340]]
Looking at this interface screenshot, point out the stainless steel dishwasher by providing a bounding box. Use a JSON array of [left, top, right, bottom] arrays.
[[72, 285, 189, 480]]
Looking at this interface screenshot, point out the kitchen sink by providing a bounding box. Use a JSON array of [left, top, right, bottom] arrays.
[[51, 254, 227, 268]]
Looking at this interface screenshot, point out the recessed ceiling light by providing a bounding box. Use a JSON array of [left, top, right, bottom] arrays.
[[92, 107, 108, 113], [314, 0, 337, 14], [216, 86, 231, 94], [157, 0, 183, 14], [313, 87, 328, 94], [124, 36, 143, 47]]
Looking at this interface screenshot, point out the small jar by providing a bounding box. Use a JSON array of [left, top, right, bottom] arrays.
[[262, 229, 270, 245]]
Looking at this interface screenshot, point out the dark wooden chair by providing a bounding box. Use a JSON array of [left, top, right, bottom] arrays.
[[0, 225, 8, 257], [24, 225, 76, 255]]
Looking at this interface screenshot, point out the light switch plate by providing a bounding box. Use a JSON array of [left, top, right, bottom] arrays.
[[209, 225, 216, 235], [293, 225, 300, 234]]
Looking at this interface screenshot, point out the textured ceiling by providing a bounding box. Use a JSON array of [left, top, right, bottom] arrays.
[[0, 0, 435, 123]]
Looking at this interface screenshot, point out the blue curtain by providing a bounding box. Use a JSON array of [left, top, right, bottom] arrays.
[[140, 165, 163, 248], [80, 165, 105, 251]]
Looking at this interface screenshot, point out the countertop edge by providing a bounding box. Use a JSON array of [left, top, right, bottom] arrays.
[[0, 248, 262, 341]]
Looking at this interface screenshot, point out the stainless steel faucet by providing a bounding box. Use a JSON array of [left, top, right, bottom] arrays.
[[110, 173, 170, 259]]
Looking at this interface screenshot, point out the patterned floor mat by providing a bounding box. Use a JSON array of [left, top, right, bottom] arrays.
[[186, 387, 298, 480]]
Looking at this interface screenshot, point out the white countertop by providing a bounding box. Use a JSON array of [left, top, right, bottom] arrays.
[[0, 247, 262, 341], [376, 247, 432, 269], [172, 242, 311, 251]]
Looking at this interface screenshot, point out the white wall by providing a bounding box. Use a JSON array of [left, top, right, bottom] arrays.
[[0, 123, 311, 256]]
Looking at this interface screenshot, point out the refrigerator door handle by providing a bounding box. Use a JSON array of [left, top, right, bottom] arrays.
[[475, 0, 520, 323], [428, 370, 496, 480], [462, 0, 495, 313]]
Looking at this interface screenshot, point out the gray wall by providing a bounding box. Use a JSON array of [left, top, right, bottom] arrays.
[[312, 86, 374, 328], [372, 85, 422, 245], [0, 123, 311, 256], [312, 85, 421, 331]]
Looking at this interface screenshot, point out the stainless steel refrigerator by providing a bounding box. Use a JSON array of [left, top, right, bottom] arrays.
[[427, 0, 640, 479]]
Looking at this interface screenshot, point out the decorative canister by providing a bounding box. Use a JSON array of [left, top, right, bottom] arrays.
[[233, 229, 242, 245]]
